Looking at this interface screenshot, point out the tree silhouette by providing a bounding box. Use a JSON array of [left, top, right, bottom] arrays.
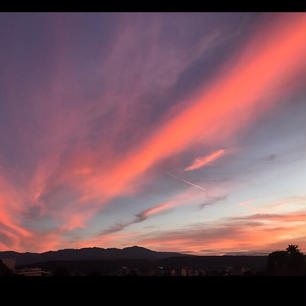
[[286, 244, 300, 255], [266, 244, 306, 276], [266, 250, 288, 275], [286, 245, 305, 275]]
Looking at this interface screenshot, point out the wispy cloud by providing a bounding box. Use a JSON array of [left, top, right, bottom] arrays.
[[230, 211, 306, 223], [78, 13, 306, 207], [0, 14, 305, 252], [134, 210, 306, 254], [185, 149, 225, 171], [199, 195, 227, 209], [94, 188, 208, 237]]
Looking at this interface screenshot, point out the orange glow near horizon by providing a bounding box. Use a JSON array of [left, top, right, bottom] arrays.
[[137, 214, 306, 254]]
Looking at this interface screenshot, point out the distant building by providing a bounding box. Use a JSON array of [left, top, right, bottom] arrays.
[[120, 266, 130, 276], [155, 266, 164, 276], [199, 269, 207, 276], [17, 267, 52, 277], [186, 268, 193, 276], [181, 267, 187, 276], [193, 269, 200, 276], [170, 269, 176, 276]]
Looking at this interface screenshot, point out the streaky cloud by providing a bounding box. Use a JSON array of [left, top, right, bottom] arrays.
[[185, 149, 225, 171], [199, 195, 227, 209]]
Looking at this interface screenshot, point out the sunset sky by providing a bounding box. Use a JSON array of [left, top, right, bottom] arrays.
[[0, 13, 305, 255]]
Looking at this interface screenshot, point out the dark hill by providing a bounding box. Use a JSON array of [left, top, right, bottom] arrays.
[[0, 246, 189, 266]]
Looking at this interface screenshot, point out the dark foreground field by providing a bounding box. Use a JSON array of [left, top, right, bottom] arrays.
[[1, 276, 305, 304]]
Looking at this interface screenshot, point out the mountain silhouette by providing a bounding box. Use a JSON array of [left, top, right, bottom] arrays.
[[0, 246, 190, 266]]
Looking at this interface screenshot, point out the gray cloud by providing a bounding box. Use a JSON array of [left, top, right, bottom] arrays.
[[199, 195, 227, 209]]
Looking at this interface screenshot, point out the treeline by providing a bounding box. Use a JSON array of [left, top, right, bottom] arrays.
[[266, 245, 305, 276]]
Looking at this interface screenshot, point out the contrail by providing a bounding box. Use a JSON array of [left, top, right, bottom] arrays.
[[165, 172, 207, 193]]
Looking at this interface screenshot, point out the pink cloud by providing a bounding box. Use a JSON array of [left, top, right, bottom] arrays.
[[184, 149, 225, 171], [134, 210, 306, 254], [0, 14, 305, 252]]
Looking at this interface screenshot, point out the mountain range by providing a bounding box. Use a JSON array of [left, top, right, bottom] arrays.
[[0, 246, 190, 266]]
